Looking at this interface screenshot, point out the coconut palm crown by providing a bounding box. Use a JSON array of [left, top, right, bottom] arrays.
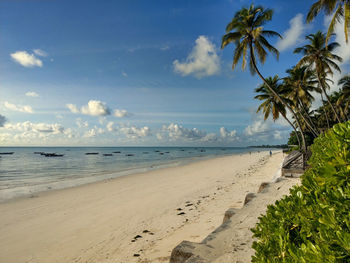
[[294, 31, 343, 122], [307, 0, 350, 43], [255, 76, 288, 120], [221, 4, 282, 75], [254, 75, 302, 148]]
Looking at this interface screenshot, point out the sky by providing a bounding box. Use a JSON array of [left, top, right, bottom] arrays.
[[0, 0, 349, 146]]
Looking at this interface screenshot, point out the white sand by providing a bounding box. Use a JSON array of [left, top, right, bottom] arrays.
[[0, 151, 284, 263]]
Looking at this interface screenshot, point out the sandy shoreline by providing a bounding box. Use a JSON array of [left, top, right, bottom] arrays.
[[0, 151, 284, 263]]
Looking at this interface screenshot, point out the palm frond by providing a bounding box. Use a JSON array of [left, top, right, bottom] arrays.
[[326, 5, 344, 44], [344, 2, 350, 42], [221, 32, 242, 48], [261, 30, 282, 39], [307, 1, 322, 22]]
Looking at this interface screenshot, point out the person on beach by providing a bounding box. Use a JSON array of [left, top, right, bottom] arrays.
[[270, 150, 272, 156]]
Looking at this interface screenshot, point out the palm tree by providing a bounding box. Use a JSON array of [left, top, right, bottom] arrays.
[[337, 75, 350, 120], [255, 75, 302, 148], [307, 0, 350, 43], [222, 4, 307, 152], [283, 66, 320, 136], [294, 31, 343, 123]]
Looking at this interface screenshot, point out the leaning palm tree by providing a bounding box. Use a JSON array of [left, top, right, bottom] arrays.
[[283, 66, 319, 136], [337, 75, 350, 120], [255, 75, 302, 149], [221, 4, 307, 152], [307, 0, 350, 43], [294, 31, 343, 123]]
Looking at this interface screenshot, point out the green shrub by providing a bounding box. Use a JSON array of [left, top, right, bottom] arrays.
[[251, 121, 350, 262]]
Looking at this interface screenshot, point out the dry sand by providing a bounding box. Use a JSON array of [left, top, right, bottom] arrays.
[[0, 151, 285, 263]]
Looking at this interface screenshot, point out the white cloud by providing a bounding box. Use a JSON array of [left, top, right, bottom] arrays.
[[67, 100, 111, 116], [173, 36, 220, 78], [97, 127, 105, 134], [0, 133, 12, 142], [122, 71, 128, 77], [76, 118, 89, 128], [64, 128, 74, 139], [0, 114, 7, 127], [5, 121, 64, 134], [162, 123, 207, 141], [67, 101, 131, 118], [4, 101, 34, 113], [99, 117, 106, 125], [157, 124, 240, 144], [84, 129, 97, 138], [243, 109, 291, 144], [81, 100, 110, 116], [114, 109, 132, 118], [10, 51, 43, 67], [106, 121, 115, 132], [273, 130, 283, 140], [201, 133, 218, 142], [25, 91, 39, 97], [244, 119, 270, 136], [66, 104, 80, 114], [119, 126, 151, 138], [276, 14, 306, 52], [220, 127, 237, 139], [33, 49, 47, 57]]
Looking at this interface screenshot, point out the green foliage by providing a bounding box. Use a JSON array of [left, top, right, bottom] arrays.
[[288, 131, 314, 147], [252, 121, 350, 262]]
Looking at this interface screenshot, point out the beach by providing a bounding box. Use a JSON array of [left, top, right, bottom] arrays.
[[0, 151, 285, 263]]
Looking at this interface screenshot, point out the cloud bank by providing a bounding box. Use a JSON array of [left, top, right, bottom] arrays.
[[6, 121, 64, 134], [4, 101, 34, 113]]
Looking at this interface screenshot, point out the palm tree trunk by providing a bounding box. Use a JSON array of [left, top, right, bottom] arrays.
[[297, 98, 319, 136], [282, 114, 301, 149], [317, 73, 341, 123], [320, 93, 330, 129], [249, 43, 307, 154]]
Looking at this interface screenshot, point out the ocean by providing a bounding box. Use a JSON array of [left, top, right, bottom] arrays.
[[0, 147, 263, 201]]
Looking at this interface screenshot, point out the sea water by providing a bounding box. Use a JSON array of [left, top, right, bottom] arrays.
[[0, 147, 262, 201]]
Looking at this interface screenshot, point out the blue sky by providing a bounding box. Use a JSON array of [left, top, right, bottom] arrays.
[[0, 0, 349, 146]]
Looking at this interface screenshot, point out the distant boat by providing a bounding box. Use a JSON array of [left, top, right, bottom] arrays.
[[85, 152, 99, 155], [44, 153, 64, 157], [113, 151, 121, 153], [0, 152, 14, 155], [126, 154, 134, 156], [103, 154, 113, 156]]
